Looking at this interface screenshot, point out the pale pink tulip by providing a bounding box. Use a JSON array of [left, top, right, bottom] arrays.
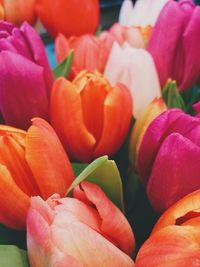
[[119, 0, 169, 27], [104, 42, 161, 119], [27, 182, 135, 267]]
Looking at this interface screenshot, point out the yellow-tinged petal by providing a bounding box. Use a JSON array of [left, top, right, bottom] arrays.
[[129, 97, 167, 165]]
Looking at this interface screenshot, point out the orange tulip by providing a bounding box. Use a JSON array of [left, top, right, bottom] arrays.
[[0, 2, 4, 19], [50, 71, 133, 163], [55, 23, 144, 79], [136, 190, 200, 266], [36, 0, 99, 38], [27, 182, 135, 266], [2, 0, 36, 26], [0, 118, 74, 229]]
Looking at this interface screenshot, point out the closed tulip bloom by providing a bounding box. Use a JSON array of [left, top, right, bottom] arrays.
[[27, 182, 135, 267], [55, 23, 144, 79], [0, 118, 74, 229], [2, 0, 36, 26], [119, 0, 169, 27], [51, 71, 133, 163], [137, 109, 200, 213], [36, 0, 99, 38], [136, 190, 200, 267], [0, 21, 53, 129], [148, 0, 200, 91], [104, 42, 161, 119]]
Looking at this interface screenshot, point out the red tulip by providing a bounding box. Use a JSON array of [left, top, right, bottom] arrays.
[[136, 190, 200, 267], [51, 71, 133, 163], [148, 0, 200, 91], [137, 109, 200, 213], [27, 182, 135, 266], [55, 23, 144, 79], [0, 118, 74, 229], [36, 0, 99, 38]]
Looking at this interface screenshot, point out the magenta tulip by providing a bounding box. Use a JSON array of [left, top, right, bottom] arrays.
[[148, 0, 200, 91], [137, 109, 200, 213], [27, 182, 135, 266], [0, 21, 53, 129]]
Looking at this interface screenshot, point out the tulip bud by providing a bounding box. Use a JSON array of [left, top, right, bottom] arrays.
[[51, 71, 133, 163]]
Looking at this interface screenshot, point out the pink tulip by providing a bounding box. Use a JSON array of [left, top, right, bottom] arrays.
[[104, 42, 161, 119], [137, 109, 200, 213], [119, 0, 169, 27], [27, 182, 135, 267], [55, 23, 144, 79], [148, 0, 200, 91]]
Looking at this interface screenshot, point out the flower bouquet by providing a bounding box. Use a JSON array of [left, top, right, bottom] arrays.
[[0, 0, 200, 266]]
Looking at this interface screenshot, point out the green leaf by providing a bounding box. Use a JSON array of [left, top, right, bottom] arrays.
[[162, 79, 186, 111], [96, 25, 103, 37], [67, 156, 124, 212], [0, 245, 29, 267], [53, 50, 74, 79], [72, 163, 88, 177]]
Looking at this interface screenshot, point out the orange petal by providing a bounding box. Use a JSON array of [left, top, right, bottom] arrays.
[[25, 118, 74, 199], [0, 135, 39, 196], [50, 78, 96, 162], [136, 225, 200, 267], [0, 164, 29, 229], [153, 189, 200, 234], [95, 83, 133, 158], [80, 76, 110, 143]]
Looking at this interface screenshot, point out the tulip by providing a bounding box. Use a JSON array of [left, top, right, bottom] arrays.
[[148, 0, 200, 91], [55, 23, 144, 79], [0, 118, 74, 229], [119, 0, 169, 27], [2, 0, 36, 26], [50, 71, 133, 163], [129, 97, 167, 165], [136, 190, 200, 267], [104, 42, 161, 119], [0, 3, 4, 19], [27, 181, 135, 267], [36, 0, 99, 38], [0, 21, 53, 129], [137, 109, 200, 213]]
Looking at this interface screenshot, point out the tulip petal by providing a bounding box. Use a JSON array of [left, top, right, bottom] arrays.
[[55, 33, 71, 63], [80, 182, 135, 256], [136, 225, 200, 267], [26, 118, 74, 199], [94, 83, 132, 158], [21, 22, 53, 97], [147, 133, 200, 213], [147, 1, 190, 87], [119, 0, 134, 26], [180, 7, 200, 90], [137, 109, 200, 184], [153, 189, 200, 233], [52, 212, 135, 267], [0, 51, 49, 129], [0, 164, 29, 229], [50, 78, 96, 162]]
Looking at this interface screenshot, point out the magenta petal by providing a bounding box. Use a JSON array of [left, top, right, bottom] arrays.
[[147, 1, 186, 87], [0, 21, 15, 34], [180, 7, 200, 91], [147, 133, 200, 213], [137, 109, 200, 184], [21, 22, 53, 97], [0, 51, 49, 129]]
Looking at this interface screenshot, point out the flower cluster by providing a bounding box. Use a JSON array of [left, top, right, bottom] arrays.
[[0, 0, 200, 266]]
